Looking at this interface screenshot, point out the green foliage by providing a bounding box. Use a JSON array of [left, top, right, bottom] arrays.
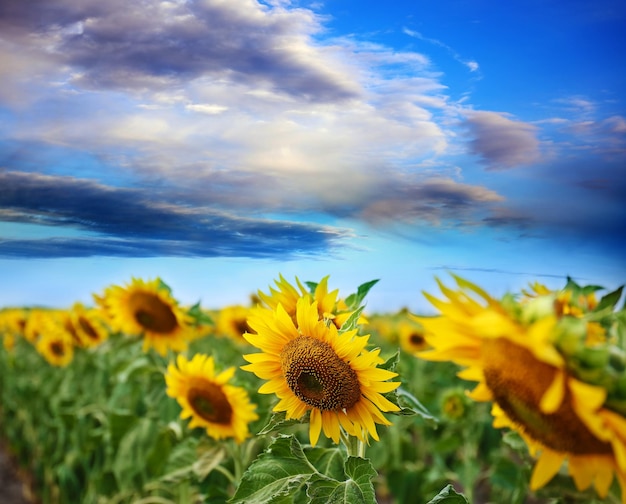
[[0, 335, 215, 503], [230, 435, 377, 504]]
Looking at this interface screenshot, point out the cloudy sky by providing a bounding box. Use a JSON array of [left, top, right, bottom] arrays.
[[1, 0, 625, 313]]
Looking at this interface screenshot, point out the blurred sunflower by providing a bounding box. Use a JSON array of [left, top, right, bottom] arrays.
[[2, 333, 16, 352], [242, 297, 400, 446], [102, 278, 192, 355], [36, 324, 74, 367], [70, 303, 109, 348], [215, 305, 250, 341], [0, 309, 28, 351], [397, 318, 429, 355], [416, 275, 626, 502], [0, 308, 28, 339], [165, 353, 258, 443], [23, 309, 50, 344]]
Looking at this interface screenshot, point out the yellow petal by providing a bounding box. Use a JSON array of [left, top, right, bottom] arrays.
[[568, 455, 595, 491], [322, 410, 341, 444], [467, 382, 493, 402], [309, 408, 322, 447], [539, 370, 565, 414], [530, 450, 565, 490], [593, 460, 614, 498], [258, 379, 287, 394], [457, 366, 483, 381]]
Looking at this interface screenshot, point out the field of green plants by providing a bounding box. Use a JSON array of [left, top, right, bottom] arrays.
[[0, 274, 624, 504]]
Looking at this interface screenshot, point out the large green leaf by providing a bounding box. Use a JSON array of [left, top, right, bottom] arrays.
[[307, 456, 377, 504], [229, 435, 319, 504], [304, 446, 346, 480]]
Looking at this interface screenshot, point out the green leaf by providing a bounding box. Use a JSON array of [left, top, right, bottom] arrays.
[[379, 351, 399, 373], [157, 278, 173, 295], [501, 431, 528, 453], [388, 387, 439, 426], [145, 426, 173, 477], [229, 435, 319, 504], [425, 484, 469, 504], [344, 280, 379, 310], [160, 437, 200, 483], [307, 457, 377, 504], [193, 444, 226, 480], [338, 306, 365, 333], [304, 446, 346, 480], [374, 352, 439, 424], [257, 410, 310, 436], [565, 276, 604, 297], [594, 286, 624, 313], [187, 301, 214, 326], [305, 281, 318, 294], [113, 417, 159, 490], [115, 355, 152, 383]]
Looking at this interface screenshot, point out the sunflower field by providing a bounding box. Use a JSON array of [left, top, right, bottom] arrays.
[[1, 274, 625, 504]]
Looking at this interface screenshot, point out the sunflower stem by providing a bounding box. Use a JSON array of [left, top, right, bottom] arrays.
[[227, 438, 255, 487], [341, 431, 365, 458], [213, 464, 236, 485]]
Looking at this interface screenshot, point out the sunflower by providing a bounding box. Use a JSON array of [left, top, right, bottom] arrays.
[[215, 305, 250, 341], [397, 318, 429, 355], [69, 302, 110, 348], [101, 278, 193, 355], [242, 297, 400, 446], [416, 275, 626, 502], [0, 309, 28, 350], [36, 322, 74, 367], [0, 308, 28, 338], [23, 308, 51, 344], [256, 274, 362, 329], [165, 353, 258, 443], [2, 332, 16, 352]]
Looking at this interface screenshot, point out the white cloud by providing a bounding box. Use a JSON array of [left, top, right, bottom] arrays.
[[185, 103, 229, 114], [465, 60, 479, 72]]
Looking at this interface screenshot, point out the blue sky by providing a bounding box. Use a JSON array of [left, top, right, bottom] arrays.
[[1, 0, 625, 313]]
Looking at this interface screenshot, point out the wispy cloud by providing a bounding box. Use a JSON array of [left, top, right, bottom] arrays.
[[403, 27, 480, 73]]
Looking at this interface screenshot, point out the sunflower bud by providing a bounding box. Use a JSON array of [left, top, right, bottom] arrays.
[[554, 316, 587, 356], [520, 294, 556, 324], [440, 388, 471, 422]]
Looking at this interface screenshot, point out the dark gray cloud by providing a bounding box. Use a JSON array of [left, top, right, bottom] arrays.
[[0, 0, 358, 102], [357, 176, 504, 224], [464, 111, 541, 169], [0, 171, 350, 258]]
